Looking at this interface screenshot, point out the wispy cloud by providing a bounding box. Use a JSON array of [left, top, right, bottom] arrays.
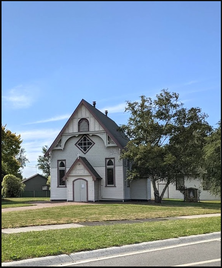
[[100, 102, 127, 114], [183, 80, 199, 86], [20, 129, 60, 178], [24, 114, 71, 125], [20, 129, 60, 140], [3, 85, 39, 109]]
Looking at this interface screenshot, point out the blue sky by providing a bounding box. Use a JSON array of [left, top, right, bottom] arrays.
[[2, 1, 221, 179]]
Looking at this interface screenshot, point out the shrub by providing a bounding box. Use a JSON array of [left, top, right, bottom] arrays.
[[1, 174, 25, 197]]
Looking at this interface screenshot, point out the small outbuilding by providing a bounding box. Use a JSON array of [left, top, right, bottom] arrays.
[[22, 174, 50, 197]]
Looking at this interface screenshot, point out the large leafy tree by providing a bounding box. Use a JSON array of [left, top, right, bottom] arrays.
[[37, 145, 50, 178], [1, 125, 28, 180], [201, 121, 221, 197], [120, 89, 212, 202]]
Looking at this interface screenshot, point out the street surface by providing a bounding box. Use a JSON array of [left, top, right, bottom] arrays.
[[55, 233, 221, 267]]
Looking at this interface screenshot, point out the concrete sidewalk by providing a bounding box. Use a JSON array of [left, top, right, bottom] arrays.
[[2, 231, 221, 267], [2, 213, 220, 266], [2, 213, 220, 234]]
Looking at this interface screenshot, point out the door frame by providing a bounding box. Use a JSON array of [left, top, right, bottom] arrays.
[[72, 178, 88, 202]]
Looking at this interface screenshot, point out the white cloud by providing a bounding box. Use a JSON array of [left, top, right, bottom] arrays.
[[100, 102, 127, 114], [20, 129, 59, 140], [24, 114, 71, 125], [3, 84, 39, 109], [183, 80, 198, 86], [20, 129, 60, 178]]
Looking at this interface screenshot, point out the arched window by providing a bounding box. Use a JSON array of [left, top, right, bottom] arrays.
[[106, 158, 115, 186], [107, 159, 114, 166], [78, 118, 89, 132], [58, 160, 66, 186]]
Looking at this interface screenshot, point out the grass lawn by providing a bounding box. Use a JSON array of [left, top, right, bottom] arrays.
[[2, 217, 221, 262], [2, 198, 221, 228], [1, 198, 221, 263], [1, 197, 50, 208]]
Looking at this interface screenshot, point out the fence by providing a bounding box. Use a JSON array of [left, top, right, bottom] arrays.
[[20, 190, 50, 197]]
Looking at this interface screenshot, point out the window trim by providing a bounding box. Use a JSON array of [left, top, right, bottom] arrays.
[[57, 160, 66, 187], [78, 118, 89, 132], [176, 176, 185, 190], [105, 158, 115, 187]]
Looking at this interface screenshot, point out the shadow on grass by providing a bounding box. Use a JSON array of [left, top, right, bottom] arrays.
[[1, 198, 220, 211], [1, 198, 34, 206], [95, 199, 221, 210], [160, 199, 221, 210]]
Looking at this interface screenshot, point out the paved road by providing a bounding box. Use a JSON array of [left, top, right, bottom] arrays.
[[67, 235, 221, 267]]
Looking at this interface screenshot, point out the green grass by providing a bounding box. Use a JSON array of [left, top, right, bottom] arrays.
[[2, 199, 221, 228], [2, 217, 221, 262], [1, 197, 50, 208], [1, 198, 221, 263]]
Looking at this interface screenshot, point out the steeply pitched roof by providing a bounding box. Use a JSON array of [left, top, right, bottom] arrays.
[[62, 156, 102, 181], [23, 173, 47, 182], [45, 99, 128, 156]]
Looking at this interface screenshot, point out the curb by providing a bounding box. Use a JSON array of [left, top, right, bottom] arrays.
[[2, 232, 221, 267]]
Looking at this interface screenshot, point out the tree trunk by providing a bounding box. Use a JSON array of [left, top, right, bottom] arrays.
[[160, 179, 171, 200], [151, 177, 162, 203], [151, 177, 171, 203]]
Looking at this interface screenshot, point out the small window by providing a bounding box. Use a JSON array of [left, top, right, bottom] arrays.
[[106, 158, 115, 186], [107, 135, 115, 144], [58, 160, 66, 187], [78, 118, 89, 132], [42, 185, 48, 191], [176, 176, 184, 190]]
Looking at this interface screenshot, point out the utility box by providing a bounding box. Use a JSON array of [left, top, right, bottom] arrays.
[[184, 187, 199, 202]]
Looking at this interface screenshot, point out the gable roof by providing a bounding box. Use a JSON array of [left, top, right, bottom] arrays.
[[23, 173, 47, 183], [45, 99, 129, 156], [62, 156, 102, 181]]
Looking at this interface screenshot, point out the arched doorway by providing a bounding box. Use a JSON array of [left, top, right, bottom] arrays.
[[73, 178, 88, 202]]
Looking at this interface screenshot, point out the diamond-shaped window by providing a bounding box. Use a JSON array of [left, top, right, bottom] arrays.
[[75, 135, 95, 154]]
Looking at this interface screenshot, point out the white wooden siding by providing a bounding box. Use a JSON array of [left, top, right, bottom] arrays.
[[150, 178, 221, 201], [99, 166, 124, 200], [130, 179, 150, 200], [50, 168, 67, 200], [50, 134, 123, 201], [64, 105, 103, 133]]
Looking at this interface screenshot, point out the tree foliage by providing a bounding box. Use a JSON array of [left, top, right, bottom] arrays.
[[120, 89, 212, 202], [37, 145, 50, 178], [46, 175, 51, 190], [201, 121, 221, 197], [1, 125, 28, 180], [1, 174, 25, 197]]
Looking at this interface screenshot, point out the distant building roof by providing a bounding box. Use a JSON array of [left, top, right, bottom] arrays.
[[23, 173, 47, 183]]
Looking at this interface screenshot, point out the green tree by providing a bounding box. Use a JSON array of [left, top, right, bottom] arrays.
[[200, 121, 221, 197], [1, 125, 28, 180], [37, 145, 50, 178], [46, 175, 51, 190], [120, 89, 212, 203], [1, 174, 25, 197]]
